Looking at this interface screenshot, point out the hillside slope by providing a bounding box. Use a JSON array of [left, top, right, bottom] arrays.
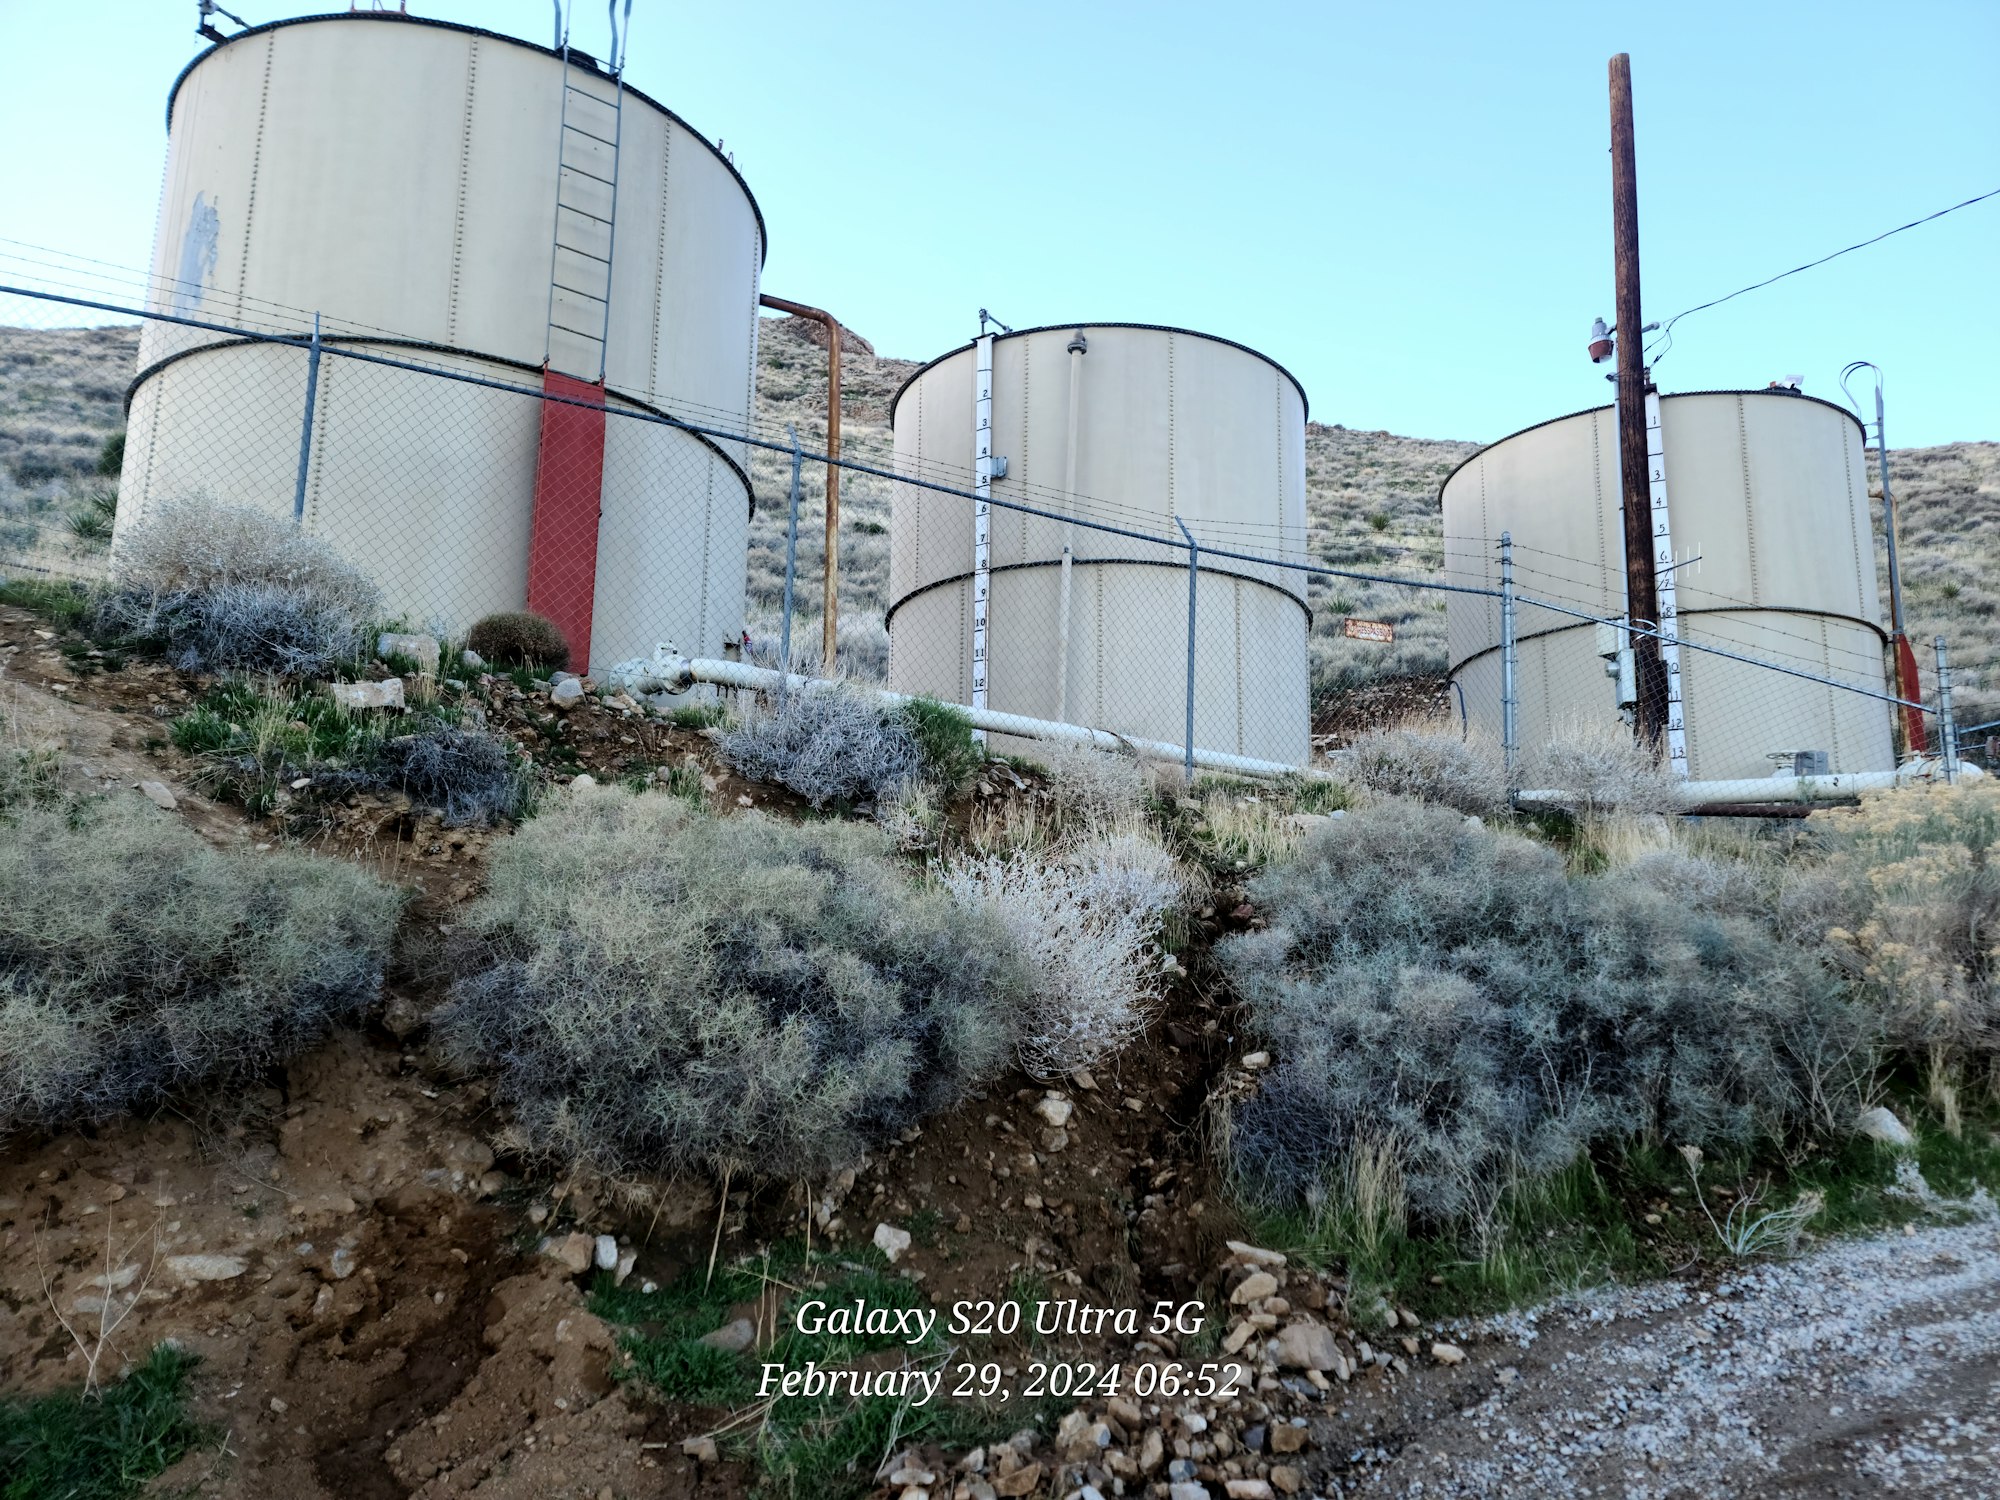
[[2, 318, 1992, 723]]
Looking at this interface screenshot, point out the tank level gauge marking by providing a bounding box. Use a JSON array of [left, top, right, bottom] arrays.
[[970, 332, 996, 735], [1645, 390, 1689, 776]]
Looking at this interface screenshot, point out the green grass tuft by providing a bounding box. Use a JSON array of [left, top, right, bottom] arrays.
[[896, 697, 984, 793], [0, 578, 92, 630], [594, 1245, 1043, 1500], [0, 1345, 208, 1500], [665, 701, 729, 731]]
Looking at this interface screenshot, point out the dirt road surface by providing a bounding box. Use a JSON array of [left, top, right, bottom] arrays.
[[1313, 1204, 2000, 1498]]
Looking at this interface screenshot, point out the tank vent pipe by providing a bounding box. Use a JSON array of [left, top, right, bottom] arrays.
[[1056, 329, 1087, 722]]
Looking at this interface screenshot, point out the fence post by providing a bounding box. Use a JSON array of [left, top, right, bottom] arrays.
[[1176, 516, 1197, 786], [1499, 530, 1518, 784], [1935, 634, 1959, 783], [780, 424, 802, 674], [292, 311, 321, 524]]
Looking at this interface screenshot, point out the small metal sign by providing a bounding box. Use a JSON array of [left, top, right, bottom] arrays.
[[1343, 618, 1395, 643]]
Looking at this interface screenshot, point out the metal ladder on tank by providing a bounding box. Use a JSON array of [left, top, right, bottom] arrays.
[[541, 44, 627, 383]]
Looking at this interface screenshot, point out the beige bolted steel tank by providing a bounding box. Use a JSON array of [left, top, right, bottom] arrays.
[[1441, 390, 1895, 780], [887, 323, 1312, 766], [115, 12, 764, 670]]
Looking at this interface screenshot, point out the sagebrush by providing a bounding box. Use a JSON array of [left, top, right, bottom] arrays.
[[943, 830, 1184, 1078], [1340, 724, 1508, 816], [1516, 717, 1683, 817], [1034, 740, 1150, 826], [719, 682, 926, 808], [1802, 781, 2000, 1089], [0, 794, 402, 1133], [1223, 800, 1869, 1230], [93, 498, 381, 676], [436, 786, 1028, 1178]]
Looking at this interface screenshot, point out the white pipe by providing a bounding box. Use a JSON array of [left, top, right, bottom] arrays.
[[645, 652, 1982, 805], [659, 653, 1317, 781], [1055, 330, 1086, 723], [1514, 757, 1980, 811]]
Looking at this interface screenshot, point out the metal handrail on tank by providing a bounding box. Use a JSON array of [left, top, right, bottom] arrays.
[[758, 293, 845, 668]]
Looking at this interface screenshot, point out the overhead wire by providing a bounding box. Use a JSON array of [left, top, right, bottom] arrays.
[[1644, 185, 2000, 365]]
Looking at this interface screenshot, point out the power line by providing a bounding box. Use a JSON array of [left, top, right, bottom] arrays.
[[1647, 185, 2000, 362]]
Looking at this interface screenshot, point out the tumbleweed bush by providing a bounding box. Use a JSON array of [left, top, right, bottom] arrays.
[[1340, 723, 1508, 816], [378, 724, 533, 826], [93, 498, 381, 676], [1223, 800, 1868, 1230], [719, 682, 927, 808], [0, 794, 402, 1134], [943, 829, 1185, 1078], [1515, 716, 1684, 818], [1033, 740, 1150, 827], [435, 785, 1029, 1179]]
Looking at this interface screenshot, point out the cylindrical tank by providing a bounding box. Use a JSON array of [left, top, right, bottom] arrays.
[[887, 324, 1311, 766], [1441, 391, 1895, 780], [115, 13, 764, 669]]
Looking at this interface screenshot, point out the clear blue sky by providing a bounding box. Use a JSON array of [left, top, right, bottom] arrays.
[[3, 0, 1994, 445]]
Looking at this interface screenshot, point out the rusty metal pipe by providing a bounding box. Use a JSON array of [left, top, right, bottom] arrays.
[[759, 294, 842, 670]]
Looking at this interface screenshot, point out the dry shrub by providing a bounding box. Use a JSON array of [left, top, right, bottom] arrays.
[[466, 611, 571, 672], [0, 707, 63, 812], [435, 786, 1028, 1179], [1517, 716, 1683, 817], [170, 677, 529, 827], [1801, 780, 2000, 1089], [1341, 722, 1507, 816], [1034, 740, 1149, 826], [96, 498, 380, 676], [719, 682, 925, 808], [1186, 777, 1349, 871], [1224, 801, 1869, 1229], [943, 829, 1185, 1078], [0, 794, 402, 1134], [378, 725, 534, 826]]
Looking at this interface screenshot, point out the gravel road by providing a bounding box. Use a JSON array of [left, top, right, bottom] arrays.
[[1315, 1197, 2000, 1498]]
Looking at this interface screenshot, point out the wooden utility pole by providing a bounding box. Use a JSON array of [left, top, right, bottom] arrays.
[[1609, 53, 1668, 750]]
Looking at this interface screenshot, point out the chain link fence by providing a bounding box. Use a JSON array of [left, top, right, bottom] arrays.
[[1, 279, 1982, 789]]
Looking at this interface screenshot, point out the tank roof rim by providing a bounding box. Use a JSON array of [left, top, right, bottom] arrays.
[[1436, 388, 1867, 501], [165, 10, 767, 268], [887, 321, 1310, 427]]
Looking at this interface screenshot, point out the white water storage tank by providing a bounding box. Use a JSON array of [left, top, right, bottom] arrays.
[[887, 324, 1311, 766], [116, 13, 764, 670], [1441, 391, 1895, 781]]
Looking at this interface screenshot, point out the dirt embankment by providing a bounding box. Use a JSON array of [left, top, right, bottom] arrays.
[[0, 604, 1274, 1498]]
